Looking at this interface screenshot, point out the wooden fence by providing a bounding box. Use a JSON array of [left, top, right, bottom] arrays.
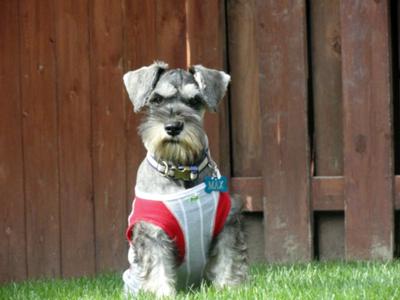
[[0, 0, 399, 283], [0, 0, 229, 283], [229, 0, 400, 262]]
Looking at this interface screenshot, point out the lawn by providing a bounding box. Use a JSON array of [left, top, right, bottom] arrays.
[[1, 261, 400, 300]]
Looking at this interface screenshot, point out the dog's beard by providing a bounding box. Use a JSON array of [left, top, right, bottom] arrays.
[[140, 122, 206, 165]]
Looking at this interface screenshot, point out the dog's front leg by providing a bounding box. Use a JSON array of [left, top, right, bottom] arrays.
[[205, 214, 248, 288], [125, 222, 177, 298]]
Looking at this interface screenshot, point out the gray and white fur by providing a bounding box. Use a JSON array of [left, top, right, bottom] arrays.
[[123, 61, 248, 298]]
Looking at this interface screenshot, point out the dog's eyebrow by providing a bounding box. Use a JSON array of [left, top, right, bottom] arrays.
[[180, 83, 200, 99], [154, 82, 177, 98]]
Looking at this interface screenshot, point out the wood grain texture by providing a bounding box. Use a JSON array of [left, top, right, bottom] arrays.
[[123, 0, 156, 209], [231, 177, 263, 212], [19, 0, 61, 278], [341, 0, 394, 260], [229, 175, 400, 212], [186, 0, 227, 173], [55, 0, 95, 277], [227, 0, 262, 177], [257, 0, 312, 262], [90, 0, 127, 272], [309, 0, 344, 261], [310, 0, 343, 176], [395, 1, 400, 175], [0, 0, 27, 282], [156, 0, 186, 69], [312, 177, 344, 211], [231, 176, 347, 212]]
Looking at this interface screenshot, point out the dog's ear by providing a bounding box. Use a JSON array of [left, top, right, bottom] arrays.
[[123, 61, 168, 112], [189, 65, 230, 112]]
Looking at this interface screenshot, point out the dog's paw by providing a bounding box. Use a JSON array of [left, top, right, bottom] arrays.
[[123, 269, 140, 297], [154, 285, 176, 299]]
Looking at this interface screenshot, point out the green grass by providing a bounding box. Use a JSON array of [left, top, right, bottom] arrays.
[[1, 262, 400, 299]]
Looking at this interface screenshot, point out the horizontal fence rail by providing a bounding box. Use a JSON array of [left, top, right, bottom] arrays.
[[236, 176, 400, 212]]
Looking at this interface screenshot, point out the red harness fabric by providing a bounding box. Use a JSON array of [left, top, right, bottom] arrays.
[[126, 192, 231, 263], [213, 192, 231, 237]]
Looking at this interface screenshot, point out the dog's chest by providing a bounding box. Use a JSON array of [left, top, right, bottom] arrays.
[[164, 191, 218, 288], [128, 184, 231, 289]]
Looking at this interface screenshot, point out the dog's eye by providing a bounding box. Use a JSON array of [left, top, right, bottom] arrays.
[[150, 95, 164, 105], [188, 95, 202, 107]]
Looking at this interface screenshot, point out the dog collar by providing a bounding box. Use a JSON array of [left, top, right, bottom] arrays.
[[146, 152, 210, 181]]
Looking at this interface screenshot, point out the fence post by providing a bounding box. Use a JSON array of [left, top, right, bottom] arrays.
[[341, 0, 394, 260], [257, 0, 312, 262]]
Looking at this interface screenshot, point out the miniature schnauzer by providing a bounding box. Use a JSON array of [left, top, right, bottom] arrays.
[[122, 61, 248, 298]]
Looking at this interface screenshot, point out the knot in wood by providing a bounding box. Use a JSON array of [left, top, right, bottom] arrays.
[[354, 134, 367, 154]]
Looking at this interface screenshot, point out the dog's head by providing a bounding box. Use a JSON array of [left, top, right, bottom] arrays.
[[123, 61, 230, 165]]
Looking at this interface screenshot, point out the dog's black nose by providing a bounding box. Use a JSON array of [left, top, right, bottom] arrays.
[[165, 121, 184, 136]]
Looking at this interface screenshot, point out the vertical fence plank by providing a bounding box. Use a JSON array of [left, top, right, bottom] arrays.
[[156, 1, 186, 69], [257, 0, 312, 262], [19, 0, 61, 277], [311, 1, 343, 176], [310, 0, 344, 260], [123, 0, 156, 207], [90, 0, 127, 272], [341, 0, 394, 260], [186, 0, 224, 67], [0, 0, 27, 282], [186, 0, 228, 174], [227, 0, 262, 178], [395, 1, 400, 175], [55, 0, 95, 277]]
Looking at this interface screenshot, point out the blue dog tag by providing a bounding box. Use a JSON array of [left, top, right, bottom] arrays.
[[204, 176, 228, 193]]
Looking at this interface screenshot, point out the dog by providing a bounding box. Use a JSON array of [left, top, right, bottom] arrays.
[[122, 61, 248, 298]]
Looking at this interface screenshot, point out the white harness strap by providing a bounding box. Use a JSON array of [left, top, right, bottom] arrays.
[[159, 185, 218, 288]]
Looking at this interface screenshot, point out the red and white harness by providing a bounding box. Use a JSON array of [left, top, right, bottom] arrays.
[[124, 183, 232, 289]]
